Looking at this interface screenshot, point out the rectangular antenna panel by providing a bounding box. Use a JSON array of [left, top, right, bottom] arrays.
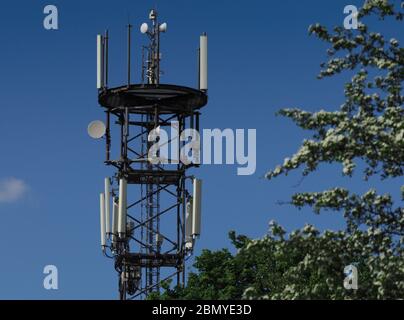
[[100, 193, 106, 247], [118, 178, 127, 235], [185, 198, 193, 241], [192, 179, 202, 236], [199, 34, 208, 91], [112, 198, 118, 241], [97, 35, 104, 89], [104, 178, 111, 235]]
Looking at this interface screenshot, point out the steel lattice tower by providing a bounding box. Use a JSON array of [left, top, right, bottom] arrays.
[[92, 9, 208, 300]]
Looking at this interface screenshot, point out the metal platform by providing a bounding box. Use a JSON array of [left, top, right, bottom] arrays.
[[98, 84, 208, 114], [123, 253, 181, 268], [127, 169, 183, 185]]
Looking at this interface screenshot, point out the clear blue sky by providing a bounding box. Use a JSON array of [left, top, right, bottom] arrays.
[[0, 0, 401, 299]]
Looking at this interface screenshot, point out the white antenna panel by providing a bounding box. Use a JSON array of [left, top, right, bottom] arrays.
[[97, 34, 104, 89], [104, 178, 111, 237], [199, 34, 208, 91], [112, 198, 118, 242], [185, 198, 193, 241], [118, 178, 127, 236], [192, 178, 202, 237], [100, 193, 106, 248]]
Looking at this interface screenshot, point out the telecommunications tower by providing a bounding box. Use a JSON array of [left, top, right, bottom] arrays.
[[88, 9, 208, 299]]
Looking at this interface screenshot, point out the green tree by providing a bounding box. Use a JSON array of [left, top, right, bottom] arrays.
[[151, 0, 404, 300]]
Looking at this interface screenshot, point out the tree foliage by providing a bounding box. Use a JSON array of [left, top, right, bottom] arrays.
[[151, 0, 404, 300]]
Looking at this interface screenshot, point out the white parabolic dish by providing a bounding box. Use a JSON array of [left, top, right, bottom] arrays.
[[88, 120, 106, 139]]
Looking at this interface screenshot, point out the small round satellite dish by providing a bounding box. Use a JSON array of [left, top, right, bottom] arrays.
[[88, 120, 106, 139], [159, 23, 167, 33], [140, 23, 149, 34]]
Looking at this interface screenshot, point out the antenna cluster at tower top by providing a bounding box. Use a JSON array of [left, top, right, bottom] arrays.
[[95, 8, 208, 92]]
